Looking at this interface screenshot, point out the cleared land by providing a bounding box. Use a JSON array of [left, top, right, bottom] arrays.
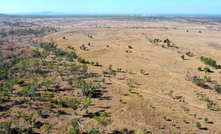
[[0, 16, 221, 133]]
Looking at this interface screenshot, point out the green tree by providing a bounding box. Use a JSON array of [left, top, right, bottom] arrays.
[[46, 62, 53, 76], [66, 98, 80, 114], [3, 120, 12, 134], [30, 58, 39, 75], [204, 117, 208, 123], [82, 95, 92, 113], [204, 67, 210, 73], [44, 124, 52, 134], [196, 122, 201, 129], [93, 112, 109, 126], [88, 128, 99, 134], [181, 55, 185, 60], [70, 118, 80, 128], [66, 128, 80, 134]]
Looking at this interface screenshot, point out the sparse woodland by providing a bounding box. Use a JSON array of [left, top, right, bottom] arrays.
[[0, 15, 221, 134]]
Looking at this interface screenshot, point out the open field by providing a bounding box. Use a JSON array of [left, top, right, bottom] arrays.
[[0, 16, 221, 134]]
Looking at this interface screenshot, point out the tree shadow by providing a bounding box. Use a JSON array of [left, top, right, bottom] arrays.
[[89, 72, 102, 78], [105, 82, 112, 85], [166, 119, 172, 122], [203, 85, 211, 89], [96, 106, 111, 109], [82, 110, 105, 118], [118, 78, 126, 80], [91, 90, 103, 98], [122, 94, 129, 96], [208, 121, 214, 124], [99, 96, 112, 100], [0, 105, 11, 112], [111, 128, 135, 134], [17, 105, 27, 109], [184, 59, 190, 60], [34, 121, 44, 129], [57, 110, 71, 116], [184, 121, 189, 124], [200, 127, 208, 130], [94, 65, 102, 67]]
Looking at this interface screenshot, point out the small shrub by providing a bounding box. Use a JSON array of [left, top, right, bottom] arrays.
[[63, 37, 66, 39], [101, 78, 105, 83], [117, 68, 122, 72], [91, 61, 94, 65], [95, 62, 99, 66], [128, 45, 133, 49], [168, 90, 174, 98], [128, 88, 132, 93], [118, 88, 121, 94], [108, 64, 112, 71], [112, 72, 117, 77], [194, 114, 197, 118], [47, 102, 53, 110], [214, 84, 221, 94], [27, 101, 33, 108], [12, 99, 18, 105], [186, 51, 194, 57], [193, 78, 205, 88], [140, 69, 145, 75], [37, 110, 42, 117], [197, 67, 202, 71], [163, 116, 167, 120], [204, 76, 211, 82]]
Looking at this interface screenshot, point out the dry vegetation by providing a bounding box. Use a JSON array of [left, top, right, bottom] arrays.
[[0, 15, 221, 134]]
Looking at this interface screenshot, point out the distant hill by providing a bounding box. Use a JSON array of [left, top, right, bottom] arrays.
[[4, 11, 69, 16]]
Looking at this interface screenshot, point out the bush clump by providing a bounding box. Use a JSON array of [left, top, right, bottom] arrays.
[[200, 56, 217, 67]]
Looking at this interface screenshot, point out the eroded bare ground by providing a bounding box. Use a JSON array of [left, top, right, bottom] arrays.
[[0, 16, 221, 133]]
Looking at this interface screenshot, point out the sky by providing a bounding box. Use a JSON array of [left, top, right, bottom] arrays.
[[0, 0, 221, 15]]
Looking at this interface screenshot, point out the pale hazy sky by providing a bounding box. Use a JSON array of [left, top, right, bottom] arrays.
[[0, 0, 221, 15]]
